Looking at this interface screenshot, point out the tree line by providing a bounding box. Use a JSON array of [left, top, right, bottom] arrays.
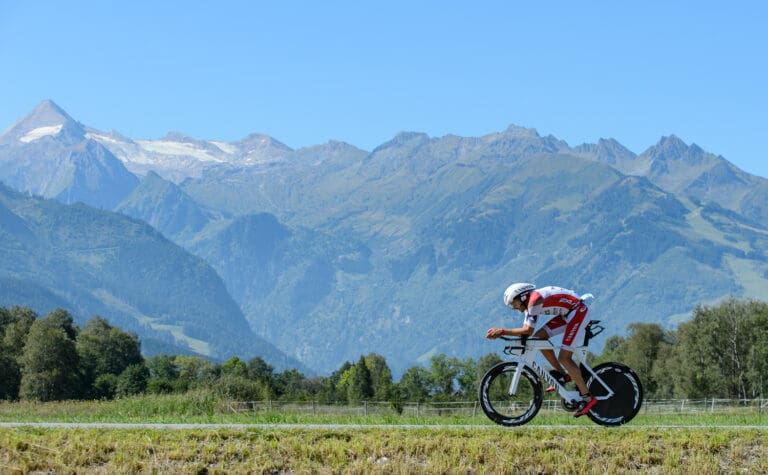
[[2, 298, 767, 403], [597, 297, 768, 400]]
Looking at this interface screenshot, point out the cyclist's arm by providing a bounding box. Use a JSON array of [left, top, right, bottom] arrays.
[[506, 324, 535, 336], [486, 310, 537, 339], [485, 323, 534, 339]]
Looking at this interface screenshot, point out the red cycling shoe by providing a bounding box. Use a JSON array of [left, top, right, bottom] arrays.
[[574, 396, 598, 417]]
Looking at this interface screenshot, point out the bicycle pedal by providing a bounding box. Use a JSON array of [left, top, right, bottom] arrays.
[[574, 397, 598, 417]]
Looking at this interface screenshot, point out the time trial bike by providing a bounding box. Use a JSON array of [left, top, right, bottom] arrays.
[[478, 320, 643, 427]]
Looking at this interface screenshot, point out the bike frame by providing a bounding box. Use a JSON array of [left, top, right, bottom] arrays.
[[502, 336, 615, 403]]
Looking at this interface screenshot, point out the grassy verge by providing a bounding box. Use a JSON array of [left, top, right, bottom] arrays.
[[2, 393, 768, 427], [1, 426, 767, 473]]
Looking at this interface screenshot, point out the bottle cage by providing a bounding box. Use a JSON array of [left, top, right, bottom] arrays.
[[584, 320, 604, 345]]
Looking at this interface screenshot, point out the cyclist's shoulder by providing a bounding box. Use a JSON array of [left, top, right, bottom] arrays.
[[534, 286, 578, 297]]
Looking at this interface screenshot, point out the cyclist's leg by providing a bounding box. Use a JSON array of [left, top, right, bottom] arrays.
[[557, 304, 591, 395], [558, 348, 588, 394], [538, 317, 566, 374], [560, 346, 598, 416]]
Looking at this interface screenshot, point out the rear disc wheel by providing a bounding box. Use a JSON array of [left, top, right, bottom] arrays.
[[584, 362, 643, 426]]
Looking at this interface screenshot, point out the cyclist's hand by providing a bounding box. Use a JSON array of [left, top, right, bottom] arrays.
[[486, 328, 504, 339]]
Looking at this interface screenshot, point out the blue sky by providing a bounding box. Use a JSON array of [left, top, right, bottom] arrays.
[[2, 1, 767, 177]]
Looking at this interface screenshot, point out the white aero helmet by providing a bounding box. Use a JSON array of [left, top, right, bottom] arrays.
[[503, 283, 535, 308]]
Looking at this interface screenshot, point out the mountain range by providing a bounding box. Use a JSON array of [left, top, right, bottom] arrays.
[[1, 99, 767, 375]]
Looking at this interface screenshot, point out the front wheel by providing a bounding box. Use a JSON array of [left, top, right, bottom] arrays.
[[478, 361, 543, 426], [584, 362, 643, 426]]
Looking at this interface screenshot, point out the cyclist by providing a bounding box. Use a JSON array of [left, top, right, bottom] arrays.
[[485, 283, 597, 417]]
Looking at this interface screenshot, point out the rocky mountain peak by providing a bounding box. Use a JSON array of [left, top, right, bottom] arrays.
[[162, 131, 201, 143], [25, 100, 73, 126], [574, 138, 637, 166], [237, 133, 292, 152], [1, 99, 85, 145], [645, 135, 689, 159], [502, 124, 541, 138], [643, 135, 709, 167]]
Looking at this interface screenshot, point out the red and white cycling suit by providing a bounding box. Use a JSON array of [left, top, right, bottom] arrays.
[[522, 286, 590, 351]]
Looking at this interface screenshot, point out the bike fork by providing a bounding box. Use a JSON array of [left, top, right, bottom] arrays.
[[508, 363, 523, 395]]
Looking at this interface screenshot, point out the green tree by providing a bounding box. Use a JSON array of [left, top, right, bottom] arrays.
[[455, 357, 478, 398], [364, 353, 393, 401], [746, 304, 768, 398], [709, 299, 750, 399], [93, 374, 119, 399], [347, 356, 374, 403], [476, 353, 503, 385], [649, 342, 678, 399], [216, 356, 267, 401], [668, 299, 748, 398], [594, 335, 626, 364], [215, 374, 269, 401], [396, 366, 430, 402], [2, 306, 36, 357], [221, 356, 248, 379], [0, 352, 19, 400], [246, 356, 275, 384], [428, 354, 459, 399], [0, 307, 10, 328], [325, 361, 353, 403], [145, 354, 181, 394], [175, 355, 219, 388], [147, 354, 179, 380], [45, 308, 79, 340], [146, 378, 177, 394], [275, 368, 310, 400], [0, 306, 36, 400], [19, 309, 82, 401], [597, 323, 672, 397], [245, 356, 276, 399], [335, 365, 354, 403], [116, 364, 149, 397], [77, 317, 144, 398]]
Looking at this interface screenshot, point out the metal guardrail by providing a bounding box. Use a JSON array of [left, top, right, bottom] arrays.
[[637, 398, 768, 414], [228, 398, 768, 416]]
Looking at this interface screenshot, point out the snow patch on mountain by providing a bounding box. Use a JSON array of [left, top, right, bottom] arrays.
[[210, 141, 238, 154], [136, 139, 227, 163], [85, 132, 123, 145], [84, 130, 296, 182], [20, 124, 63, 143], [86, 132, 155, 165]]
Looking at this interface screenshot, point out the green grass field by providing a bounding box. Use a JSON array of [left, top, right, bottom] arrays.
[[2, 425, 767, 473], [1, 394, 767, 473]]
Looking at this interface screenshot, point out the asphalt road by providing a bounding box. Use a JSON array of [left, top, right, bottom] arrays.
[[4, 422, 483, 430], [1, 422, 766, 430]]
